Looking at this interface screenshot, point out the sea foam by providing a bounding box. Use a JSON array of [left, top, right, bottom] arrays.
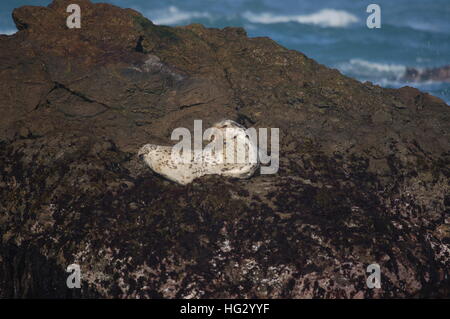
[[337, 59, 407, 81], [243, 9, 359, 28], [149, 6, 211, 25]]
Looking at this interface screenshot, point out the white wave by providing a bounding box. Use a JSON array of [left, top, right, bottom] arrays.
[[148, 6, 211, 25], [243, 9, 359, 28], [337, 59, 407, 80], [403, 21, 450, 34], [0, 29, 17, 35], [337, 59, 450, 105], [377, 78, 447, 87]]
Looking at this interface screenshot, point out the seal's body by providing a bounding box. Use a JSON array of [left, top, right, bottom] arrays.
[[138, 120, 259, 185]]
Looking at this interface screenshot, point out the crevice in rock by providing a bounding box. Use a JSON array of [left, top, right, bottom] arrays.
[[185, 32, 246, 111], [135, 35, 145, 53], [33, 85, 58, 111], [222, 66, 245, 111], [32, 81, 113, 118], [177, 97, 218, 111], [53, 81, 111, 109], [179, 102, 205, 110]]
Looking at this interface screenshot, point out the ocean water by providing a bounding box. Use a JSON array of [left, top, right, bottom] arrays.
[[1, 0, 449, 104]]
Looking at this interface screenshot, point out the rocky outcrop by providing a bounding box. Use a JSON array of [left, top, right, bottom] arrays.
[[0, 0, 448, 298], [402, 65, 450, 83]]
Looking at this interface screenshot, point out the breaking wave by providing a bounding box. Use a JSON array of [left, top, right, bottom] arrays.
[[149, 6, 211, 25], [146, 6, 359, 28], [337, 59, 407, 81], [242, 9, 359, 28], [337, 59, 450, 104]]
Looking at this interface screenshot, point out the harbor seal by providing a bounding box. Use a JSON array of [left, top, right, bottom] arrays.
[[138, 120, 259, 185]]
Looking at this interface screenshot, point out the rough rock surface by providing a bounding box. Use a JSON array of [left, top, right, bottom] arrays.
[[0, 0, 449, 298]]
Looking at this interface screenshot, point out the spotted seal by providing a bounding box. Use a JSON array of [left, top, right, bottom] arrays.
[[138, 120, 259, 185]]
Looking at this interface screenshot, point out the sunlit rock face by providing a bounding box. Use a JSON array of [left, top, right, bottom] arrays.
[[138, 120, 259, 185]]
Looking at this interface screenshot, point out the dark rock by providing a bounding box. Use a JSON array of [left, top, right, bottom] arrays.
[[0, 0, 448, 298], [402, 65, 450, 83]]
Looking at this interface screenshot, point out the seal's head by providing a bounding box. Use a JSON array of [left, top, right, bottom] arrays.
[[138, 144, 158, 160], [213, 119, 246, 130]]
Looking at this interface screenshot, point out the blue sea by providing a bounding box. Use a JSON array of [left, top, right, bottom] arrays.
[[1, 0, 449, 104]]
